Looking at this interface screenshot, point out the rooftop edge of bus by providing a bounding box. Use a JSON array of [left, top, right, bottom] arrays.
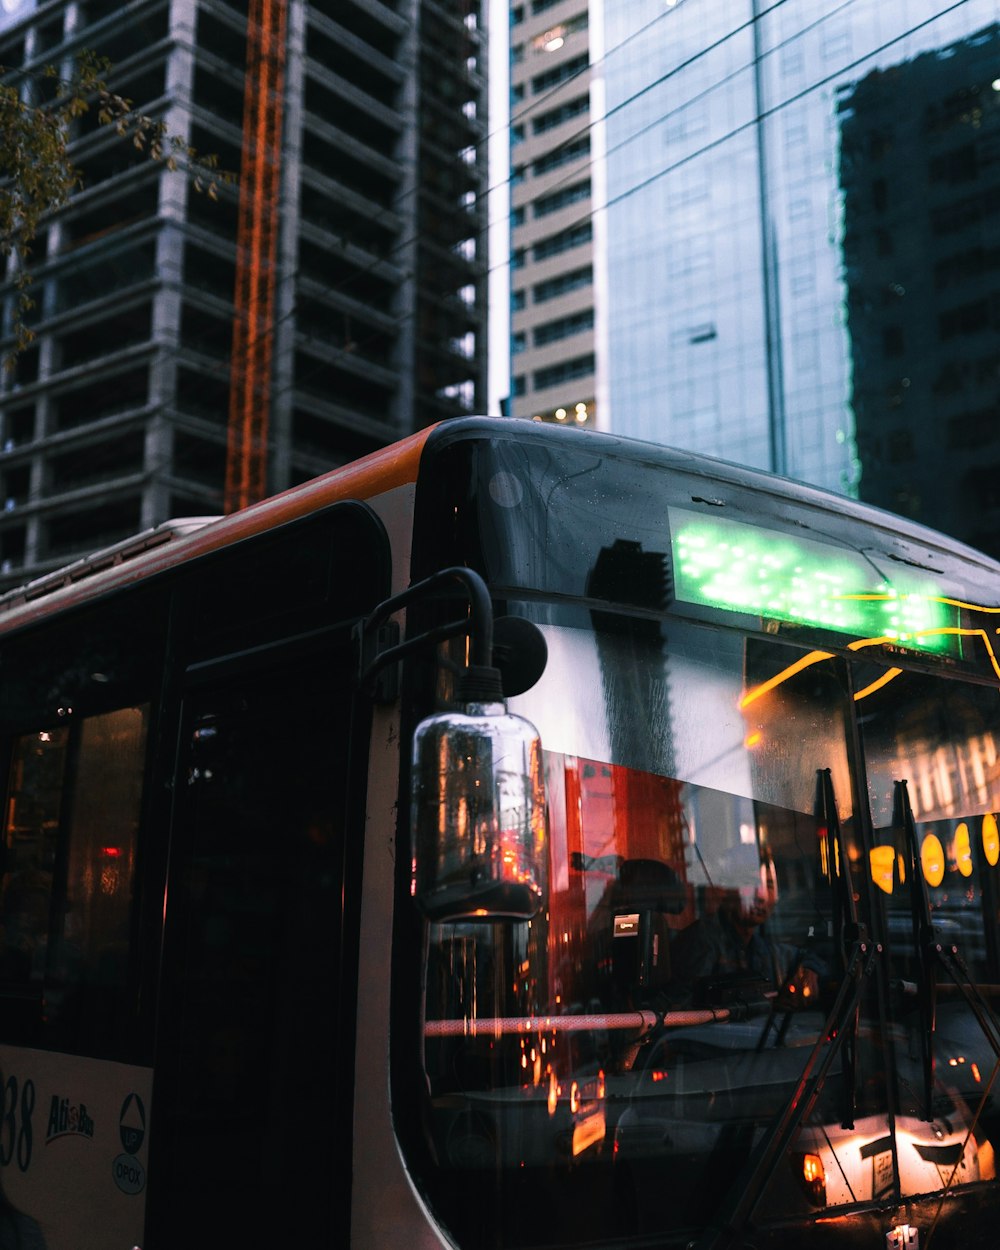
[[0, 421, 437, 634], [2, 415, 999, 636]]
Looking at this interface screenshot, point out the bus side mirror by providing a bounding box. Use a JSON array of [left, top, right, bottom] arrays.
[[411, 664, 547, 922]]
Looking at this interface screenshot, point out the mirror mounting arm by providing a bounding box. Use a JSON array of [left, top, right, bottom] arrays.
[[356, 566, 495, 703]]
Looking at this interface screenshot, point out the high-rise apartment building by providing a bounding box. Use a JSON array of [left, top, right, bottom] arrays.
[[0, 0, 487, 589], [502, 0, 1000, 557], [839, 23, 1000, 555], [506, 0, 596, 428]]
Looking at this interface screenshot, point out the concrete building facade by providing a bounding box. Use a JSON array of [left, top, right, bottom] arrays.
[[0, 0, 488, 587], [506, 0, 597, 428]]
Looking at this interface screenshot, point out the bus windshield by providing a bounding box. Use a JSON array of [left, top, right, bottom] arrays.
[[412, 613, 1000, 1248]]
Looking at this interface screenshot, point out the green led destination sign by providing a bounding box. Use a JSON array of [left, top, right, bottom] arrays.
[[669, 508, 955, 653]]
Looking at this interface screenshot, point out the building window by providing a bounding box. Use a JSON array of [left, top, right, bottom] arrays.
[[511, 205, 526, 227], [821, 29, 851, 60], [533, 264, 592, 302], [531, 15, 587, 55], [534, 179, 591, 218], [534, 353, 595, 390], [531, 51, 588, 93], [511, 375, 527, 397], [511, 123, 526, 146], [939, 300, 990, 341], [511, 289, 527, 311], [947, 406, 1000, 449], [533, 94, 589, 135], [534, 308, 594, 346], [511, 5, 525, 24], [532, 135, 590, 176], [929, 144, 978, 184], [511, 332, 527, 355], [533, 220, 592, 261], [511, 248, 527, 270]]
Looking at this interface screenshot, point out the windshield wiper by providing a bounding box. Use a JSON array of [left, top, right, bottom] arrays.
[[698, 769, 879, 1250], [895, 779, 1000, 1111], [893, 778, 1000, 1250], [896, 779, 938, 1119], [820, 766, 864, 1128]]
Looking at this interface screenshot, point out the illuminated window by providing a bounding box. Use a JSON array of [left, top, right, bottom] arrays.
[[531, 14, 587, 54]]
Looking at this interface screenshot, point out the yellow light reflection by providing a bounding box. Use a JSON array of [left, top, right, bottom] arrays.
[[870, 845, 895, 895], [955, 822, 973, 878], [803, 1154, 825, 1185], [854, 667, 902, 702], [920, 626, 1000, 681], [984, 813, 1000, 867], [921, 833, 946, 887], [739, 615, 1000, 715], [739, 650, 833, 710], [571, 1109, 606, 1157]]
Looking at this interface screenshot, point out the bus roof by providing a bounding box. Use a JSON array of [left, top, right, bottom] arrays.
[[0, 422, 434, 634], [2, 416, 998, 635]]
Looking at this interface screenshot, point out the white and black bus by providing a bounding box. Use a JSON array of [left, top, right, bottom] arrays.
[[0, 416, 998, 1250]]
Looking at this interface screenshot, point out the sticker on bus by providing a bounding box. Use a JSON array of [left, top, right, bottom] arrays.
[[0, 1046, 152, 1250]]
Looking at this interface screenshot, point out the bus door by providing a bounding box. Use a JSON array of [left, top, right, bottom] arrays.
[[148, 647, 362, 1248], [146, 504, 388, 1249]]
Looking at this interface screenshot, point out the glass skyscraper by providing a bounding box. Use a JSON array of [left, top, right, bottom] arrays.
[[595, 0, 1000, 554]]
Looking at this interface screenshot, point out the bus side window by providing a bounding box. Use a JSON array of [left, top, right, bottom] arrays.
[[46, 706, 148, 1051], [1, 728, 69, 1001], [0, 707, 148, 1052]]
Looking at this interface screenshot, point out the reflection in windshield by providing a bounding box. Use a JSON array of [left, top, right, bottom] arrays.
[[416, 621, 1000, 1247], [859, 667, 1000, 1188]]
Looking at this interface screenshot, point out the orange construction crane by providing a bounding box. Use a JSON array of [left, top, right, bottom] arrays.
[[226, 0, 288, 514]]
